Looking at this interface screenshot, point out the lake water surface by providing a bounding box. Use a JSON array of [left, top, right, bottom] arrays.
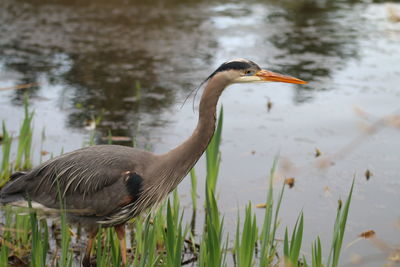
[[1, 0, 400, 265]]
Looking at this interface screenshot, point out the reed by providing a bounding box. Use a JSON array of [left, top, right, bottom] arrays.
[[205, 107, 223, 194], [234, 203, 258, 267], [132, 215, 158, 267], [259, 157, 285, 265], [28, 201, 49, 267], [163, 199, 185, 267], [14, 95, 34, 171], [283, 212, 304, 267], [0, 121, 12, 185], [327, 179, 354, 267]]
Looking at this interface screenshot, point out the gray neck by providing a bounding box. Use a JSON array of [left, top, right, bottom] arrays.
[[155, 74, 230, 189]]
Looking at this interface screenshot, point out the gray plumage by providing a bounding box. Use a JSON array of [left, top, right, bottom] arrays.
[[0, 59, 306, 267]]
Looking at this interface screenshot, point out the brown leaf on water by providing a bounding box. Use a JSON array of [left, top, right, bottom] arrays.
[[0, 82, 38, 91], [315, 148, 321, 158], [285, 177, 295, 188], [256, 203, 268, 209], [40, 150, 49, 156], [101, 136, 132, 142], [365, 169, 372, 181], [359, 230, 376, 239]]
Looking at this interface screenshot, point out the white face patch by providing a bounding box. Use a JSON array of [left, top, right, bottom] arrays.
[[232, 75, 265, 83]]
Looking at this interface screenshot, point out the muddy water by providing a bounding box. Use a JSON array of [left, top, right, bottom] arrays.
[[1, 0, 400, 265]]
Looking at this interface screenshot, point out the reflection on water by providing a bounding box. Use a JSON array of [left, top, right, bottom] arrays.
[[0, 0, 367, 137], [1, 0, 400, 265]]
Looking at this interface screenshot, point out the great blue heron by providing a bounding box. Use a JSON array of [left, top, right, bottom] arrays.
[[0, 59, 306, 266]]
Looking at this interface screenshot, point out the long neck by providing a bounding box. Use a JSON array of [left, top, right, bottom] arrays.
[[155, 75, 229, 186]]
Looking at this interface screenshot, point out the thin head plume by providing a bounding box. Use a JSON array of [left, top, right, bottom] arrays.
[[180, 76, 211, 112]]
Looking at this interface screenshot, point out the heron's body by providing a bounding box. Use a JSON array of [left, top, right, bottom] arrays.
[[0, 59, 306, 266], [3, 146, 154, 225]]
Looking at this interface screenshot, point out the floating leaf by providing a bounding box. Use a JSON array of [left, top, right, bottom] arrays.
[[0, 82, 38, 91], [285, 178, 295, 188], [315, 148, 321, 158], [365, 169, 372, 181], [256, 203, 268, 209], [359, 230, 375, 239], [101, 136, 132, 142], [40, 150, 49, 156]]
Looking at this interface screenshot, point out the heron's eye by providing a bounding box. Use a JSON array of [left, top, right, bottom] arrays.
[[244, 70, 253, 76]]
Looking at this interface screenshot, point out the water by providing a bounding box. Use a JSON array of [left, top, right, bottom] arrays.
[[1, 0, 400, 265]]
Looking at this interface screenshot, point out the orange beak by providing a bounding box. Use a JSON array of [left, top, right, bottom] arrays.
[[256, 70, 307, 84]]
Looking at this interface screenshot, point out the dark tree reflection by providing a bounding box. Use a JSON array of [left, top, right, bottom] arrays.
[[0, 0, 369, 141]]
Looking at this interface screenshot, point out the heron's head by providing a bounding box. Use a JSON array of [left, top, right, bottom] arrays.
[[207, 58, 307, 85]]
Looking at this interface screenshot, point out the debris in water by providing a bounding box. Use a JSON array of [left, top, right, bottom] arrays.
[[101, 136, 132, 142], [365, 169, 372, 180], [285, 177, 295, 188], [255, 203, 268, 209], [0, 82, 38, 91], [315, 148, 321, 158], [359, 230, 376, 239], [41, 150, 49, 156], [267, 99, 273, 112]]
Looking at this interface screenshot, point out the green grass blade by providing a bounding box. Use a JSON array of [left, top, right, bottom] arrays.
[[289, 212, 304, 265], [259, 156, 280, 265], [205, 106, 223, 193], [327, 179, 354, 267], [0, 121, 12, 184]]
